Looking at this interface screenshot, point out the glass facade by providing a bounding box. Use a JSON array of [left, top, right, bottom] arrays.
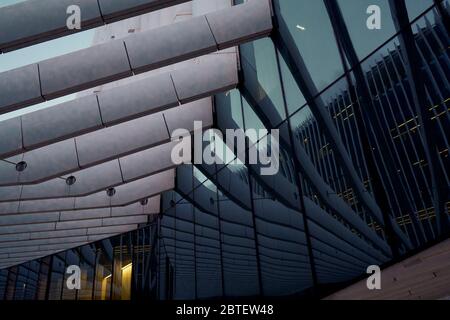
[[0, 0, 449, 300], [0, 224, 157, 300]]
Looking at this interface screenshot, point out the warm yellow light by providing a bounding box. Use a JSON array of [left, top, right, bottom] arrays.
[[101, 274, 112, 300], [121, 263, 132, 271], [121, 263, 132, 300]]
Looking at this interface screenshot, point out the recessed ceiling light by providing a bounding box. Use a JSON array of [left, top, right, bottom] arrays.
[[15, 161, 27, 172], [106, 187, 116, 197], [66, 176, 76, 186]]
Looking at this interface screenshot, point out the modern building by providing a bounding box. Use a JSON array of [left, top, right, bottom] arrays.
[[0, 0, 449, 300]]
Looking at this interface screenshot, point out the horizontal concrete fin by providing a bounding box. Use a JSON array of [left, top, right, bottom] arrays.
[[0, 0, 192, 52], [205, 0, 273, 50], [0, 141, 182, 202], [0, 64, 43, 115], [0, 99, 211, 186], [0, 200, 159, 227], [0, 170, 173, 215], [0, 0, 271, 115], [98, 0, 191, 22], [0, 56, 236, 160]]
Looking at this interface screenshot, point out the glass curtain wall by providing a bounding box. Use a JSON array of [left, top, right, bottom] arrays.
[[0, 224, 156, 300], [155, 0, 450, 298], [1, 0, 449, 300]]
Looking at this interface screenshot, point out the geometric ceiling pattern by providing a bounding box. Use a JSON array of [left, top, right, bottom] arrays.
[[0, 0, 273, 269]]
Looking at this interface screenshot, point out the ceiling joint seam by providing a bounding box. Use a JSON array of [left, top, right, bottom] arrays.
[[122, 41, 135, 75], [36, 63, 45, 102], [19, 116, 25, 154], [169, 73, 181, 104], [204, 16, 220, 50], [117, 158, 125, 184], [161, 113, 171, 138], [95, 0, 106, 25], [73, 137, 82, 170], [95, 94, 105, 126]]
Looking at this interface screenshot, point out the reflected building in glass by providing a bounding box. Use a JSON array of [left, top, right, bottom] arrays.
[[0, 0, 449, 300]]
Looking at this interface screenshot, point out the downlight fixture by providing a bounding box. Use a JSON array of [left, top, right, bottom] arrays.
[[15, 161, 27, 172], [106, 187, 116, 197], [66, 176, 76, 186]]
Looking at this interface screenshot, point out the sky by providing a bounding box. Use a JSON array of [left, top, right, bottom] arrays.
[[0, 0, 25, 7]]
